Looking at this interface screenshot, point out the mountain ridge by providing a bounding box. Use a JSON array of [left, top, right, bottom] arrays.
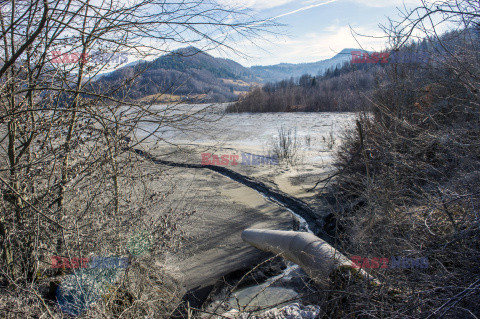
[[250, 48, 362, 83], [95, 46, 361, 102]]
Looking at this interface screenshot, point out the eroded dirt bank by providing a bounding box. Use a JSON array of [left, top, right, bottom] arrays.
[[131, 146, 336, 316]]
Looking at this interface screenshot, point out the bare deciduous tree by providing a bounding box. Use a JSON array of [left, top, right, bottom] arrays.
[[0, 0, 272, 316]]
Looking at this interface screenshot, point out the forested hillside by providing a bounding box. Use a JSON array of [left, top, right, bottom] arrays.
[[93, 47, 361, 103], [228, 61, 377, 112], [228, 34, 465, 113], [250, 48, 358, 83], [94, 47, 258, 102], [315, 27, 480, 317]]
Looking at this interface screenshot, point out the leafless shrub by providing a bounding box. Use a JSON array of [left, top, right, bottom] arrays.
[[0, 0, 272, 316], [268, 125, 301, 166], [322, 127, 336, 151], [325, 24, 480, 319]]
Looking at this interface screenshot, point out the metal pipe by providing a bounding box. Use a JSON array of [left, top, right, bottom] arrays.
[[242, 229, 378, 285]]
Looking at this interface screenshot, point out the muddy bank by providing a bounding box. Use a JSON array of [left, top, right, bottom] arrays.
[[131, 148, 333, 317], [129, 111, 355, 316], [133, 148, 323, 234], [131, 151, 294, 291]]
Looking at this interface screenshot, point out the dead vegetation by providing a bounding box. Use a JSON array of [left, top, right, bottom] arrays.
[[0, 0, 271, 317], [321, 7, 480, 318]]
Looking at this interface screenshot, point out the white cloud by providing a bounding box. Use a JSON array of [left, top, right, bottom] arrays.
[[219, 0, 423, 10], [276, 26, 386, 61], [218, 0, 340, 11], [268, 0, 339, 20], [219, 25, 387, 66], [218, 0, 297, 10], [347, 0, 423, 8]]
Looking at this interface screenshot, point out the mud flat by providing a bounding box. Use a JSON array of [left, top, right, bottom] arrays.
[[135, 149, 293, 291], [134, 110, 356, 303]]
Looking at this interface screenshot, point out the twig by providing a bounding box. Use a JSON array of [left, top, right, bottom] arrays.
[[426, 278, 480, 319], [0, 175, 65, 229]]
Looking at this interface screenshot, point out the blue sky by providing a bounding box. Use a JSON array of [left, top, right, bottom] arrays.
[[214, 0, 424, 66]]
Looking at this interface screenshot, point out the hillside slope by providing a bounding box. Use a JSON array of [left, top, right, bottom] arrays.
[[95, 47, 258, 102], [94, 47, 361, 102], [250, 48, 359, 83]]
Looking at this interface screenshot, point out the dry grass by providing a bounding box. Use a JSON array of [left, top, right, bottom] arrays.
[[321, 58, 480, 317]]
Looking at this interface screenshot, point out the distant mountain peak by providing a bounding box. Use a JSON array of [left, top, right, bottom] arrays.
[[339, 48, 362, 53], [251, 48, 363, 82], [332, 48, 369, 59], [172, 46, 204, 56], [94, 45, 256, 102], [93, 46, 368, 101]]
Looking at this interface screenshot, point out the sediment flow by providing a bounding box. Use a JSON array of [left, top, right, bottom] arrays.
[[133, 148, 322, 234]]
